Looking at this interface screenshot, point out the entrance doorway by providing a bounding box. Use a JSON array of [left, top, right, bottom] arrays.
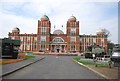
[[51, 45, 66, 53], [56, 49, 60, 53]]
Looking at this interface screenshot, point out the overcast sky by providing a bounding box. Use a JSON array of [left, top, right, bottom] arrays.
[[0, 0, 119, 44]]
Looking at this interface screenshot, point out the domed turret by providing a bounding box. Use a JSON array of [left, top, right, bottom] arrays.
[[96, 29, 106, 34], [53, 29, 64, 34], [41, 15, 49, 21], [68, 16, 76, 21], [12, 27, 20, 32]]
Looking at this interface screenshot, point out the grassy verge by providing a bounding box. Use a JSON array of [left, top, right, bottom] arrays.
[[73, 57, 104, 65], [24, 55, 35, 60], [19, 51, 33, 53], [73, 57, 84, 61]]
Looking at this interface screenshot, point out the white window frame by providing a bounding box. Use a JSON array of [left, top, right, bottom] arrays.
[[26, 44, 30, 50], [20, 37, 23, 41], [20, 44, 23, 50], [27, 37, 30, 42], [41, 27, 46, 32], [93, 38, 96, 43], [71, 27, 76, 33], [41, 44, 46, 50], [71, 45, 76, 51], [101, 38, 104, 43], [34, 44, 37, 50], [12, 36, 14, 39], [52, 37, 64, 43], [34, 37, 37, 42], [41, 36, 46, 41], [71, 37, 76, 42], [86, 38, 89, 43], [80, 38, 82, 43]]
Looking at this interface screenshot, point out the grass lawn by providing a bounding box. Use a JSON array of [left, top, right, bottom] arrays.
[[24, 55, 35, 60], [19, 51, 33, 53], [73, 57, 104, 65], [73, 57, 84, 61]]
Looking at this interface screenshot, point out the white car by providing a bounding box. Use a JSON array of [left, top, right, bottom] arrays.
[[111, 50, 120, 62]]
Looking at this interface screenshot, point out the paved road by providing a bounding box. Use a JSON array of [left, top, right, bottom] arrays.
[[3, 56, 104, 79], [2, 55, 44, 75]]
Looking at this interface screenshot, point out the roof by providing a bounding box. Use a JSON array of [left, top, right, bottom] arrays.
[[12, 27, 20, 32], [41, 15, 49, 21], [53, 29, 64, 34], [68, 16, 76, 21], [96, 29, 106, 34]]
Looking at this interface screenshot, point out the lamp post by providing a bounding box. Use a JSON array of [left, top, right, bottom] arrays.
[[46, 48, 49, 54]]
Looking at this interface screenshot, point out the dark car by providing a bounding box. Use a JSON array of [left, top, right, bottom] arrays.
[[39, 50, 44, 52]]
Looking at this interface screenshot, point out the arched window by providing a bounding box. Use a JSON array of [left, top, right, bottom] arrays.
[[52, 37, 64, 43]]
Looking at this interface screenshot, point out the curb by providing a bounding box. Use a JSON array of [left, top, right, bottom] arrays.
[[72, 59, 109, 79], [2, 57, 45, 77]]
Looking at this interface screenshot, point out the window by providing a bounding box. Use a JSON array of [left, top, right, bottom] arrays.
[[34, 44, 37, 50], [34, 37, 37, 42], [71, 37, 76, 42], [52, 37, 64, 43], [71, 45, 75, 51], [26, 44, 30, 50], [80, 46, 82, 51], [27, 37, 30, 42], [41, 44, 45, 50], [20, 37, 23, 41], [86, 38, 89, 43], [20, 44, 23, 50], [41, 27, 46, 32], [93, 38, 96, 43], [12, 36, 14, 39], [101, 38, 104, 43], [41, 36, 46, 41], [71, 27, 76, 33], [80, 38, 82, 43]]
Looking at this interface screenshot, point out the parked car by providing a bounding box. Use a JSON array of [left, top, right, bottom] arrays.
[[102, 55, 111, 61], [39, 50, 44, 52], [111, 45, 120, 67], [111, 50, 120, 62]]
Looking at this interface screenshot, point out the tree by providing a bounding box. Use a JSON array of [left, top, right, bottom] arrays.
[[107, 40, 115, 50]]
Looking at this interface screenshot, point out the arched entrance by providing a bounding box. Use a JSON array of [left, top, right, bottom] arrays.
[[50, 37, 67, 53]]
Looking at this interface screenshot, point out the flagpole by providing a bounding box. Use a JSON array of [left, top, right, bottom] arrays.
[[62, 25, 63, 32], [54, 25, 55, 31]]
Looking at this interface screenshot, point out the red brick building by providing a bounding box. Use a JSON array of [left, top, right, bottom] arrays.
[[8, 15, 108, 53]]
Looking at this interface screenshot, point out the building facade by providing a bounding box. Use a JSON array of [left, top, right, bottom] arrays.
[[8, 15, 108, 53]]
